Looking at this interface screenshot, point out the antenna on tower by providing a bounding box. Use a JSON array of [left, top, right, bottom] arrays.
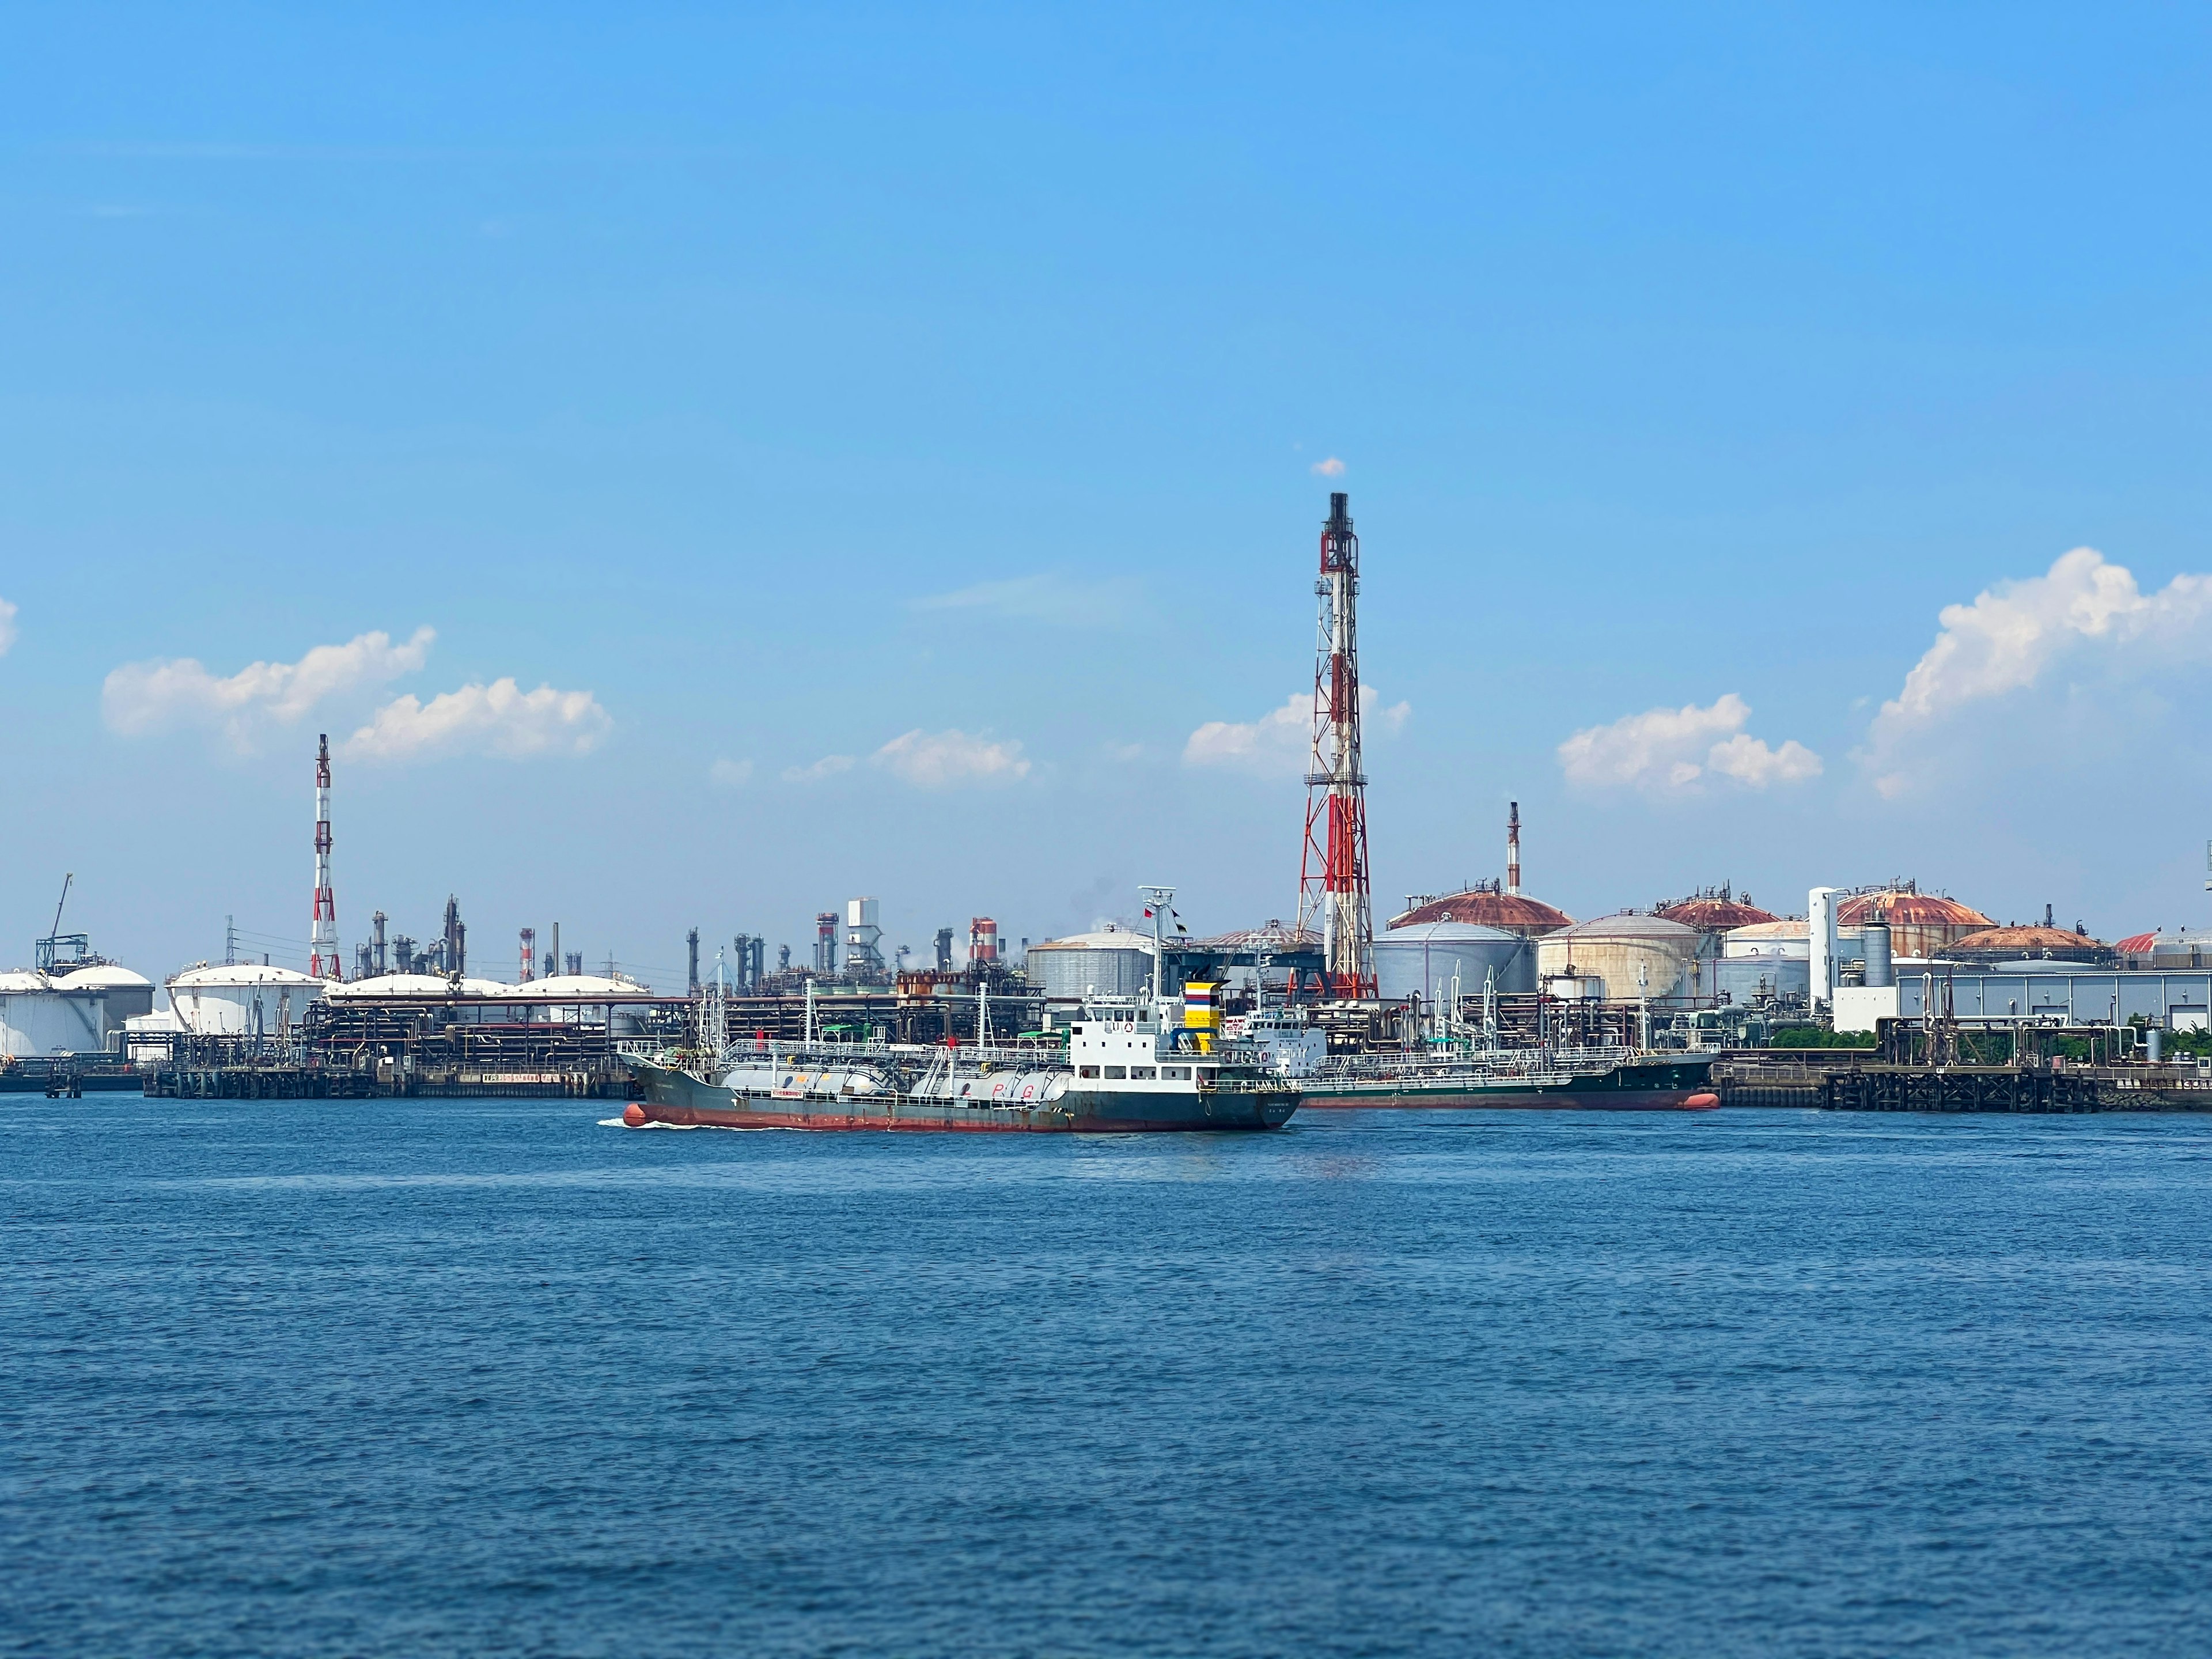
[[309, 734, 340, 980], [1296, 491, 1376, 998]]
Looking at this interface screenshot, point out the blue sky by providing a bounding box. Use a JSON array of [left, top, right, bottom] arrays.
[[6, 3, 2212, 983]]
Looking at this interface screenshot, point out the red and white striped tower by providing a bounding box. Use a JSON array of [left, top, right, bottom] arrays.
[[309, 733, 340, 980], [1296, 492, 1376, 998]]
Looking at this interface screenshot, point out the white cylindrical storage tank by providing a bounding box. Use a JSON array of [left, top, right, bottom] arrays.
[[1723, 919, 1810, 960], [1533, 914, 1700, 1001], [54, 965, 157, 1023], [1808, 888, 1838, 1009], [1373, 922, 1533, 1002], [1024, 930, 1156, 1000], [0, 972, 108, 1055], [1715, 956, 1810, 1004], [166, 964, 329, 1035]]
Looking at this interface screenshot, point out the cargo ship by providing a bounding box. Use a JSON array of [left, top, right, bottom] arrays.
[[1293, 1050, 1718, 1109], [624, 1001, 1299, 1132], [1238, 1012, 1718, 1109]]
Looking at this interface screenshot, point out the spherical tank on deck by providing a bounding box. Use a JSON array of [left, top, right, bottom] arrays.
[[1373, 922, 1535, 1002], [1534, 914, 1702, 1001]]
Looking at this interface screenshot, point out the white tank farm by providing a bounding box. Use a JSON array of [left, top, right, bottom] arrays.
[[1373, 922, 1534, 1002], [325, 972, 653, 1027], [1535, 913, 1701, 1001], [1025, 930, 1158, 1000], [166, 964, 329, 1035]]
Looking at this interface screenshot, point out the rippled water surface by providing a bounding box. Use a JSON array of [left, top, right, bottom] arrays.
[[6, 1099, 2211, 1656]]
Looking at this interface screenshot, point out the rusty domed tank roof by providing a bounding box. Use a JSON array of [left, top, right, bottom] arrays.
[[1389, 889, 1574, 934], [1950, 923, 2105, 955], [1656, 896, 1779, 931], [1834, 889, 1992, 929]]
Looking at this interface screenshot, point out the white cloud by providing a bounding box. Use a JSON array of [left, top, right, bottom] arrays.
[[103, 627, 435, 746], [1865, 547, 2212, 794], [1184, 688, 1410, 776], [340, 679, 609, 763], [1312, 457, 1346, 478], [0, 597, 17, 656], [1558, 694, 1821, 793], [783, 754, 855, 783], [1186, 694, 1309, 773], [1706, 731, 1824, 787], [872, 728, 1030, 788], [911, 572, 1128, 626], [709, 758, 753, 790]]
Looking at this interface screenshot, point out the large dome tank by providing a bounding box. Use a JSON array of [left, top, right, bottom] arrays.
[[1024, 929, 1157, 1001], [1535, 913, 1702, 1001], [166, 963, 329, 1035]]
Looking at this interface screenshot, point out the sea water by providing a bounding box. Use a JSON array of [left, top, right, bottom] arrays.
[[5, 1098, 2210, 1656]]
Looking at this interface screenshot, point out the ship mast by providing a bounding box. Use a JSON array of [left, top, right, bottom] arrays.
[[1296, 491, 1376, 998]]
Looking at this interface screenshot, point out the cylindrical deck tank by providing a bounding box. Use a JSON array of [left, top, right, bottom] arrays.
[[1534, 914, 1700, 1001], [1024, 930, 1156, 1000], [1373, 922, 1533, 1003]]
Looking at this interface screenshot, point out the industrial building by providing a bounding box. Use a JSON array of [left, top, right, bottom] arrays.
[[1837, 967, 2212, 1035]]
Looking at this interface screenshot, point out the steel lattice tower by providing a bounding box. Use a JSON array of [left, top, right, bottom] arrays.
[[309, 732, 340, 980], [1297, 492, 1376, 998]]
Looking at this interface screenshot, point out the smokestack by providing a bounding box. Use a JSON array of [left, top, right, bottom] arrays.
[[1507, 801, 1522, 897], [309, 734, 340, 979], [372, 911, 387, 976], [687, 927, 700, 994], [550, 922, 560, 982]]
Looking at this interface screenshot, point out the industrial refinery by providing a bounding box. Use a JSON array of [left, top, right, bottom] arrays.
[[5, 490, 2209, 1114]]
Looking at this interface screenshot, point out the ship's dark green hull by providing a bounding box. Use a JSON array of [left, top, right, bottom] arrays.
[[1297, 1056, 1718, 1110]]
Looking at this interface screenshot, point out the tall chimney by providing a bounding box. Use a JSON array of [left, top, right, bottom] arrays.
[[1506, 801, 1522, 897]]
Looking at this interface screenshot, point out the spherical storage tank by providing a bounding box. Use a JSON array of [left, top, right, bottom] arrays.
[[1535, 913, 1700, 1001], [1374, 922, 1534, 1002], [1025, 929, 1157, 1000]]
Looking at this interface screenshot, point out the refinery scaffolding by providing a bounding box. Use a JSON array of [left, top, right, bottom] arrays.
[[1297, 492, 1377, 998]]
